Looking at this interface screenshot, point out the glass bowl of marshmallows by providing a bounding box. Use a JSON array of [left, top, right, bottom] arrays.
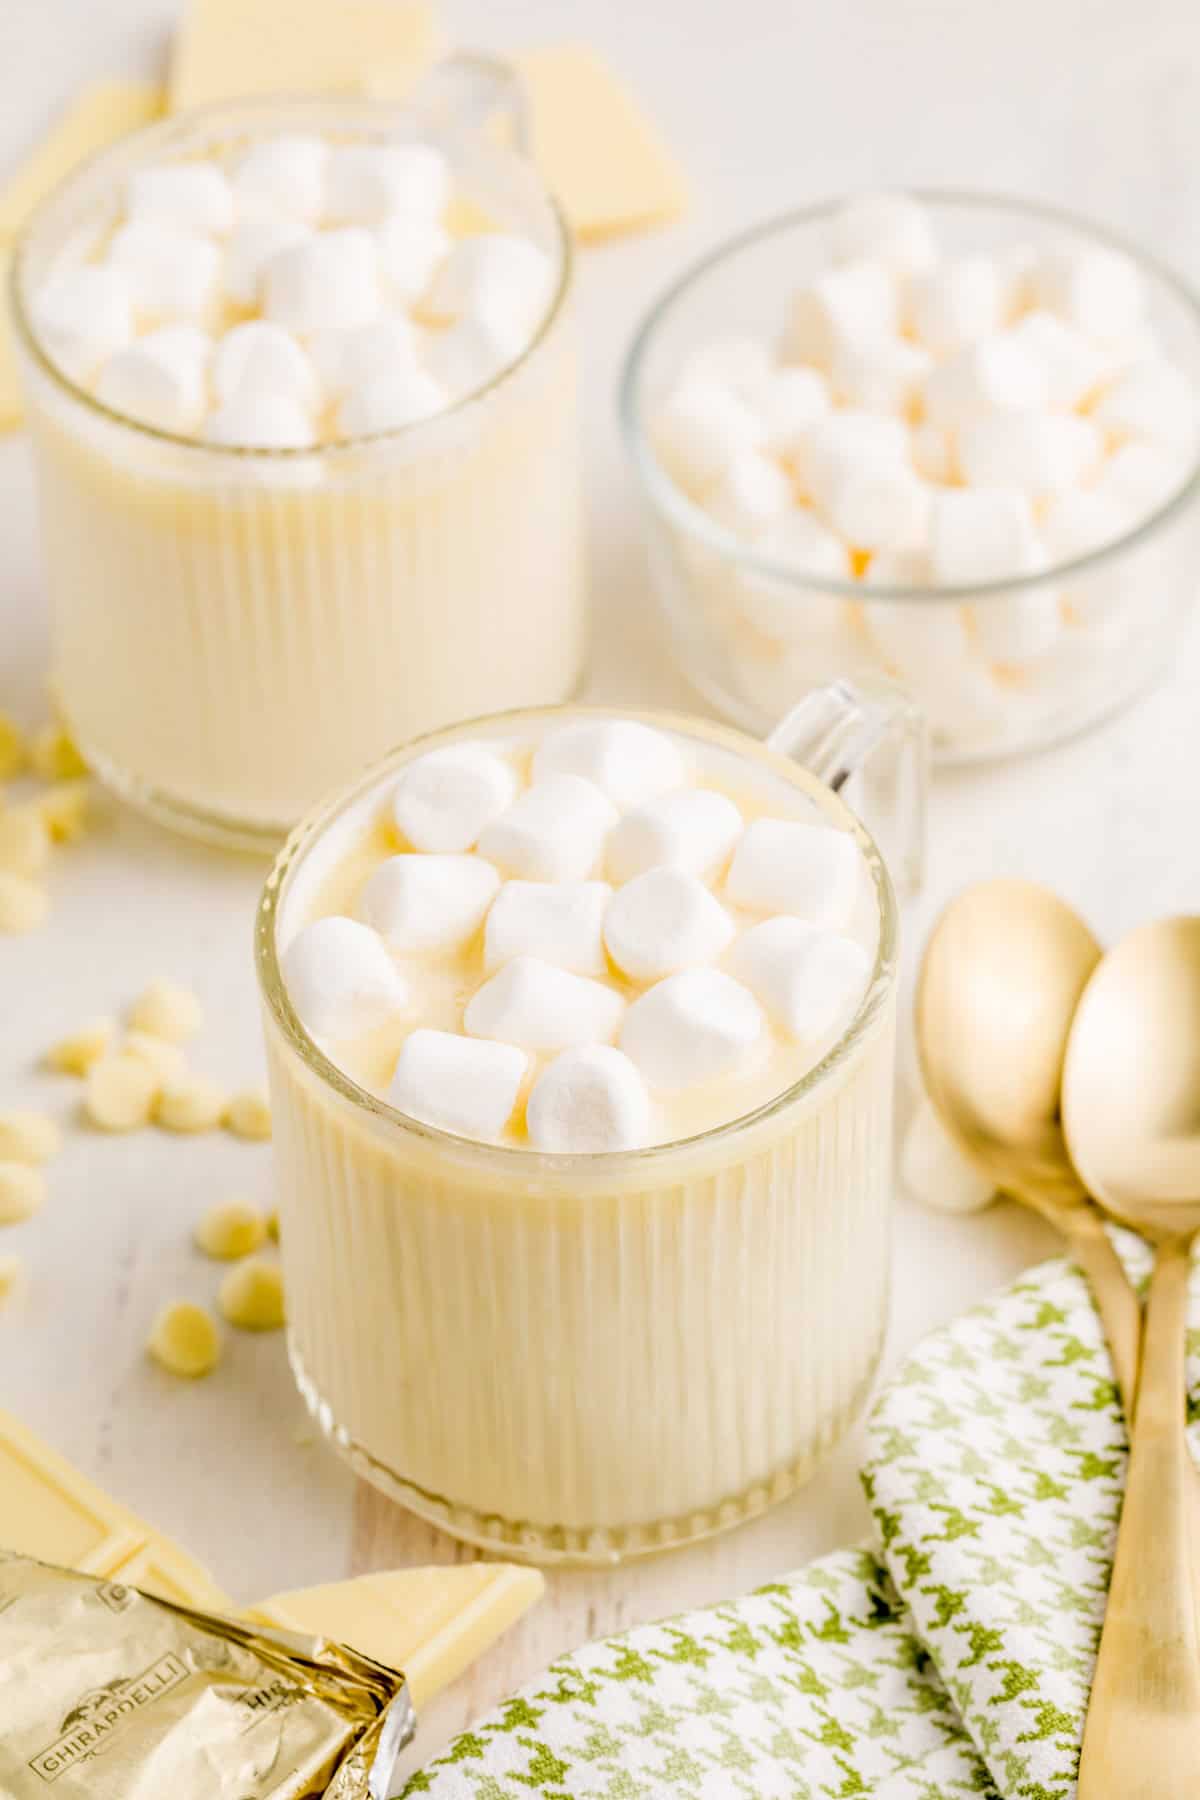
[[620, 191, 1200, 761]]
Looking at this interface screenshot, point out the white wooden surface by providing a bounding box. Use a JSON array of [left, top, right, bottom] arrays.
[[4, 0, 1200, 1771]]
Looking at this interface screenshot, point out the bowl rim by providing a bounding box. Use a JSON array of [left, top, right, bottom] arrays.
[[618, 187, 1200, 606], [10, 84, 574, 460]]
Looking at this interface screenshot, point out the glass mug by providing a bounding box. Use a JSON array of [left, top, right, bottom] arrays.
[[11, 59, 585, 849], [255, 683, 925, 1564]]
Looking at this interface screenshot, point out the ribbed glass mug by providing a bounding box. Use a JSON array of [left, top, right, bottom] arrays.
[[256, 681, 924, 1564], [12, 60, 585, 849]]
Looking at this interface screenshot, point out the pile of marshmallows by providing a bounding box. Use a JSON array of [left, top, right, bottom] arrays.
[[30, 135, 556, 446], [282, 719, 872, 1154], [653, 191, 1198, 674]]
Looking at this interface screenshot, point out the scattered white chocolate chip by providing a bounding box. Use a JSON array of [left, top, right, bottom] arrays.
[[36, 781, 89, 843], [224, 1090, 272, 1141], [0, 807, 50, 879], [154, 1075, 227, 1134], [900, 1097, 996, 1214], [147, 1300, 222, 1378], [84, 1055, 160, 1132], [0, 1163, 46, 1224], [29, 723, 88, 782], [219, 1258, 286, 1331], [0, 1253, 24, 1303], [128, 980, 204, 1044], [46, 1018, 116, 1076], [0, 1110, 62, 1164], [122, 1030, 188, 1082], [194, 1199, 268, 1261], [0, 874, 49, 934]]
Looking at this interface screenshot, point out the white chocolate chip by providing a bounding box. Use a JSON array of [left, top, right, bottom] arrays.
[[0, 875, 49, 934], [155, 1075, 227, 1134], [0, 807, 50, 879], [0, 1254, 24, 1303], [122, 1030, 187, 1082], [0, 1162, 46, 1224], [0, 1111, 62, 1164], [84, 1055, 159, 1131], [46, 1018, 115, 1076], [219, 1258, 286, 1331], [195, 1199, 268, 1260], [37, 782, 89, 843], [128, 980, 204, 1043], [900, 1098, 996, 1213], [223, 1090, 272, 1141], [147, 1300, 222, 1377]]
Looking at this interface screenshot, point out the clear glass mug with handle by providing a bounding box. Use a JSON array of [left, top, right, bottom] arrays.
[[256, 678, 925, 1564], [11, 56, 585, 850]]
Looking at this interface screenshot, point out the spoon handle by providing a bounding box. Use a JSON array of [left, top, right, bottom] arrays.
[[1049, 1201, 1140, 1406], [1077, 1234, 1200, 1799]]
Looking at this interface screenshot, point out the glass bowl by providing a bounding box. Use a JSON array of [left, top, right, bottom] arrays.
[[619, 192, 1200, 763]]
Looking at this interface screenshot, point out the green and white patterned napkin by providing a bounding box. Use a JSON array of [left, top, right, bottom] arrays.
[[402, 1232, 1192, 1800]]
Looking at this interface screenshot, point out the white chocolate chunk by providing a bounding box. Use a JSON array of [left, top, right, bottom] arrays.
[[325, 143, 450, 224], [726, 818, 861, 926], [46, 1018, 115, 1075], [263, 228, 380, 332], [95, 327, 212, 434], [219, 1258, 286, 1330], [126, 160, 234, 235], [784, 260, 897, 368], [376, 212, 450, 302], [337, 366, 446, 436], [485, 881, 611, 976], [0, 807, 50, 879], [147, 1301, 221, 1377], [1008, 310, 1109, 410], [107, 219, 222, 321], [607, 788, 744, 885], [465, 957, 623, 1051], [0, 875, 48, 933], [923, 336, 1049, 428], [651, 378, 763, 496], [526, 1046, 651, 1153], [532, 720, 686, 808], [0, 1162, 47, 1223], [729, 919, 870, 1045], [957, 410, 1103, 497], [827, 192, 936, 275], [705, 451, 793, 537], [621, 968, 764, 1091], [232, 134, 328, 223], [392, 745, 518, 853], [478, 775, 618, 882], [223, 1089, 272, 1141], [0, 1110, 61, 1164], [1091, 358, 1197, 452], [928, 488, 1044, 585], [830, 334, 932, 415], [33, 265, 133, 383], [1032, 245, 1144, 342], [901, 1097, 995, 1213], [195, 1199, 267, 1260], [129, 980, 203, 1043], [389, 1029, 527, 1139], [155, 1075, 227, 1134], [213, 320, 319, 410], [425, 234, 555, 340], [282, 915, 407, 1039], [357, 854, 500, 953], [223, 216, 310, 308], [84, 1054, 159, 1131], [906, 256, 1000, 355], [605, 868, 735, 982]]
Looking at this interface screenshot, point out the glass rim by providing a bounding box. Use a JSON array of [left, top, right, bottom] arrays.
[[255, 701, 899, 1178], [10, 84, 574, 460], [618, 186, 1200, 606]]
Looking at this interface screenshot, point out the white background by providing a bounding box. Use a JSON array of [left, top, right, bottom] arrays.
[[3, 0, 1199, 1766]]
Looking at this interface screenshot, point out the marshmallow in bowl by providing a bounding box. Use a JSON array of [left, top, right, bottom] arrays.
[[377, 213, 451, 302], [604, 867, 735, 981], [922, 335, 1049, 427], [727, 818, 861, 926], [705, 451, 793, 537], [906, 257, 1001, 355], [485, 881, 611, 976], [621, 969, 765, 1091], [607, 788, 744, 884], [206, 391, 316, 449], [282, 915, 407, 1040], [466, 956, 624, 1050], [389, 1028, 527, 1139], [222, 215, 309, 307], [1031, 245, 1144, 342], [107, 218, 222, 321], [1091, 358, 1197, 452], [213, 320, 319, 410], [425, 234, 555, 338], [830, 335, 932, 415], [957, 410, 1103, 497], [325, 143, 450, 224], [358, 853, 500, 952], [928, 488, 1044, 586], [392, 744, 519, 852], [337, 367, 446, 436], [263, 228, 381, 332], [126, 161, 234, 236], [826, 190, 937, 275], [232, 134, 328, 223], [479, 775, 619, 882], [729, 918, 870, 1046], [784, 261, 897, 368], [532, 720, 686, 808], [650, 378, 764, 496], [525, 1046, 652, 1152], [32, 265, 133, 383], [95, 328, 211, 434]]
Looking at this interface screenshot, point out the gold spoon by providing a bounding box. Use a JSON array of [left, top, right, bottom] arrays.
[[916, 878, 1142, 1406], [1062, 916, 1200, 1795]]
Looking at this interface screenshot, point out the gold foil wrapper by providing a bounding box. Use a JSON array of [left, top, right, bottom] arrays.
[[0, 1551, 415, 1799]]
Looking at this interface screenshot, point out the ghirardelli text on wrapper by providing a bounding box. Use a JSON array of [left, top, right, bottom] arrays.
[[0, 1551, 415, 1798]]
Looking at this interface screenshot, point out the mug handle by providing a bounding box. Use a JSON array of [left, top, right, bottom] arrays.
[[407, 52, 532, 155], [767, 677, 928, 895]]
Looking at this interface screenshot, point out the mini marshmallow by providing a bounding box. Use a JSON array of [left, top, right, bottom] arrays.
[[830, 334, 933, 416], [1008, 310, 1109, 410], [485, 880, 611, 975], [862, 556, 1000, 725], [357, 853, 499, 952], [392, 744, 518, 851], [799, 410, 909, 503], [1039, 488, 1124, 562], [1032, 245, 1144, 343], [910, 421, 957, 484], [262, 228, 380, 333], [282, 915, 407, 1039], [325, 142, 450, 223], [337, 366, 446, 436], [907, 256, 1002, 355], [376, 212, 450, 301], [532, 720, 686, 808], [311, 315, 420, 394], [95, 325, 212, 433], [107, 219, 222, 321], [126, 160, 234, 236], [819, 460, 929, 554], [465, 956, 624, 1050], [607, 788, 744, 885], [222, 216, 309, 308], [621, 968, 764, 1090], [705, 451, 793, 538], [729, 918, 870, 1044], [957, 410, 1103, 497], [993, 242, 1038, 321], [744, 507, 853, 603], [232, 134, 328, 222], [389, 1028, 527, 1139], [422, 313, 527, 400], [783, 260, 897, 369], [1091, 441, 1190, 519], [33, 265, 132, 383], [213, 320, 319, 410], [900, 1097, 995, 1213], [922, 335, 1049, 428], [651, 378, 764, 496], [754, 365, 831, 458], [679, 335, 773, 398], [425, 234, 555, 340], [971, 588, 1063, 664], [928, 488, 1044, 585], [826, 191, 937, 275], [605, 867, 735, 982], [479, 774, 618, 882], [526, 1046, 652, 1152], [205, 391, 316, 449], [726, 818, 861, 927], [1091, 358, 1197, 452]]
